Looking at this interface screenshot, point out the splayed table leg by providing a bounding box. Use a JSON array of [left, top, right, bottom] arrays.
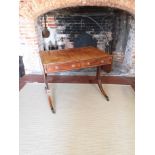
[[44, 73, 55, 113], [96, 66, 109, 101]]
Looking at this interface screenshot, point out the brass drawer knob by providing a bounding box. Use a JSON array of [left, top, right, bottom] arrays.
[[55, 66, 59, 69], [101, 60, 104, 63], [71, 64, 76, 68], [87, 62, 90, 65]]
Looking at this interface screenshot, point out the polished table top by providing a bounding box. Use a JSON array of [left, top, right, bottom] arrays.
[[39, 47, 113, 73]]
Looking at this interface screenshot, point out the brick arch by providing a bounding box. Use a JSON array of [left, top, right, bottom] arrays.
[[19, 0, 135, 74], [20, 0, 134, 20]]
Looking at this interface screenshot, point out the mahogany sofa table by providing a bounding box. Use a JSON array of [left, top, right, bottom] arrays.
[[39, 47, 113, 113]]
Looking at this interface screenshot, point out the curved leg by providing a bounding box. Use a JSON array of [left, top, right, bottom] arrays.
[[96, 66, 109, 101], [44, 73, 55, 113], [46, 89, 55, 113]]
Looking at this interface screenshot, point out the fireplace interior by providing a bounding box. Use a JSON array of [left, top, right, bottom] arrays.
[[37, 6, 135, 76]]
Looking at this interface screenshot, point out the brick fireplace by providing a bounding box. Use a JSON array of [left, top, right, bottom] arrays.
[[19, 0, 135, 76]]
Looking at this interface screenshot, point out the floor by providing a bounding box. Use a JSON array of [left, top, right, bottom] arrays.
[[20, 83, 134, 155], [19, 74, 135, 91]]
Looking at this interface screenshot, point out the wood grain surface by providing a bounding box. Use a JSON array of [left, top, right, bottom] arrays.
[[39, 47, 113, 73]]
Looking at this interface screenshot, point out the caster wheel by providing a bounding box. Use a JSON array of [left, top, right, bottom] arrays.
[[105, 96, 109, 101], [51, 108, 56, 113]]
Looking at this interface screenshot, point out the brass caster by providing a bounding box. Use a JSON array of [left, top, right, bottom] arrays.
[[105, 96, 109, 101], [51, 107, 56, 113]]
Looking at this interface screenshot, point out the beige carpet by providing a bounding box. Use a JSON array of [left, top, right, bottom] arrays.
[[19, 83, 135, 155]]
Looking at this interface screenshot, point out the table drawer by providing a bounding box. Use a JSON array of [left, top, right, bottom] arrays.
[[81, 57, 112, 68], [45, 56, 113, 73], [45, 62, 81, 73]]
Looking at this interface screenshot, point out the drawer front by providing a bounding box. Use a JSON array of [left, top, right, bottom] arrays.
[[81, 57, 112, 68], [46, 62, 81, 73], [44, 56, 113, 73]]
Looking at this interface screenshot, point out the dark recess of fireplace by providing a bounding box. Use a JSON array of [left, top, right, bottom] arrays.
[[43, 6, 133, 55], [74, 32, 97, 48]]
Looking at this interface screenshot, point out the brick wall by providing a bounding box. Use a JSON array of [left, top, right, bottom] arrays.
[[40, 8, 132, 53], [19, 0, 135, 75], [19, 17, 42, 73], [123, 16, 135, 74], [20, 0, 134, 19]]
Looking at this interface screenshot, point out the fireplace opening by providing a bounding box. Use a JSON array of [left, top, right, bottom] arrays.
[[37, 6, 135, 76]]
